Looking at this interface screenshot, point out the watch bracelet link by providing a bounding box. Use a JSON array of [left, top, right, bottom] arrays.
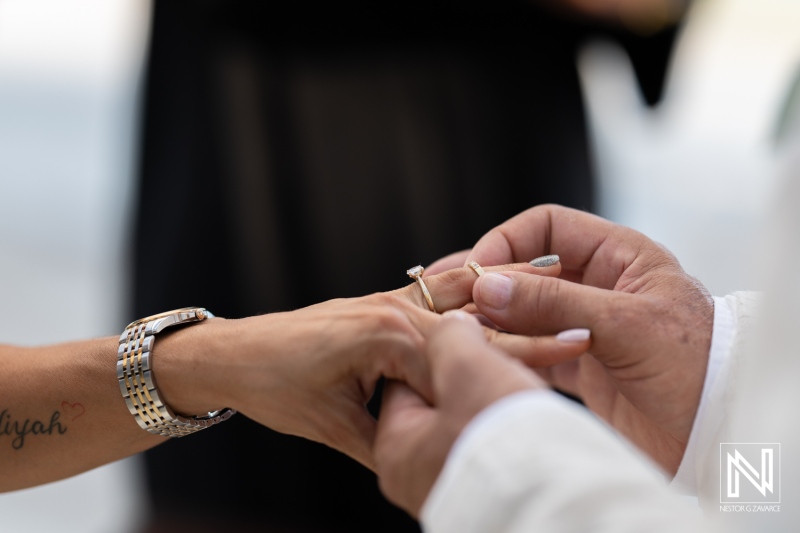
[[117, 307, 236, 437]]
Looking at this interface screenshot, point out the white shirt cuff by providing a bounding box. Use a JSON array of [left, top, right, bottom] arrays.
[[670, 295, 736, 495]]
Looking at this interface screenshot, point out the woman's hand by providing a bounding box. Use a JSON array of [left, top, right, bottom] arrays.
[[156, 260, 590, 471], [0, 256, 588, 492]]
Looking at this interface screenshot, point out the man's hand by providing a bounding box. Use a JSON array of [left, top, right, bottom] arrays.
[[466, 204, 714, 473], [374, 311, 559, 517]]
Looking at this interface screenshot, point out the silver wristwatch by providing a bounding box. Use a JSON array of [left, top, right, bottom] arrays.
[[117, 307, 236, 437]]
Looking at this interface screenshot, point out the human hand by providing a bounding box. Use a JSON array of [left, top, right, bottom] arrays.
[[155, 260, 587, 471], [374, 311, 560, 517], [466, 204, 713, 473]]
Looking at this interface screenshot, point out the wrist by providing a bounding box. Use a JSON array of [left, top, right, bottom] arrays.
[[151, 316, 233, 417]]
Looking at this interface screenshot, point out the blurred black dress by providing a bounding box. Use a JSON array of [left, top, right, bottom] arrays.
[[133, 2, 677, 532]]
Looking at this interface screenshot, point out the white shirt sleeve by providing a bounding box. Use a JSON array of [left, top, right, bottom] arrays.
[[421, 390, 704, 533], [420, 292, 762, 532], [670, 296, 736, 495]]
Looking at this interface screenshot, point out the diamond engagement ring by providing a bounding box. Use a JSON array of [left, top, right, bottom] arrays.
[[407, 265, 436, 312], [468, 261, 485, 277]]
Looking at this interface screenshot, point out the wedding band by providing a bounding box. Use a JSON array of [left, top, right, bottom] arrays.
[[407, 265, 436, 312], [468, 261, 485, 277]]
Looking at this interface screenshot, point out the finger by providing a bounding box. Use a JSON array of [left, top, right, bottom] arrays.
[[380, 380, 429, 415], [473, 271, 644, 367], [485, 328, 591, 368], [375, 327, 435, 405], [425, 249, 471, 275], [460, 302, 479, 315], [534, 358, 582, 398], [465, 204, 654, 290], [397, 261, 561, 314], [374, 382, 439, 517], [427, 312, 544, 398], [455, 305, 500, 331], [473, 313, 500, 330], [325, 404, 379, 472], [427, 311, 489, 367]]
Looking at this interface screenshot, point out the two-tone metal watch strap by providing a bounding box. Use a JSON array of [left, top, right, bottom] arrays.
[[117, 307, 236, 437]]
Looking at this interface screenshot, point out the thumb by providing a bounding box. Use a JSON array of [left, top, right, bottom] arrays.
[[473, 272, 646, 368], [428, 311, 544, 411]]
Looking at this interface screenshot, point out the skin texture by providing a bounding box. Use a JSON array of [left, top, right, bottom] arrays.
[[0, 260, 587, 492], [374, 311, 559, 517], [455, 204, 714, 473], [375, 204, 714, 516]]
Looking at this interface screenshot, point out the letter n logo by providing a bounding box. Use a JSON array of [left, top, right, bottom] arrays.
[[720, 443, 780, 503]]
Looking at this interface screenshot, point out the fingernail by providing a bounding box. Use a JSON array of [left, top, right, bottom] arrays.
[[442, 310, 480, 327], [443, 310, 472, 321], [556, 328, 591, 343], [530, 254, 560, 268], [479, 273, 513, 310]]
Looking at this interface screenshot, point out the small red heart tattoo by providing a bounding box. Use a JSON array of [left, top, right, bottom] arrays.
[[61, 401, 86, 421]]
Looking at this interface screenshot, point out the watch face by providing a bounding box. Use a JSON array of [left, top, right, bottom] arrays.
[[125, 307, 203, 329]]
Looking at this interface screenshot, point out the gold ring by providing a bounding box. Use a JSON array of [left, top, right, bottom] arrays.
[[407, 265, 436, 312], [468, 261, 485, 277]]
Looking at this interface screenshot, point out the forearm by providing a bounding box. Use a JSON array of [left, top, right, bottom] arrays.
[[0, 317, 231, 492], [0, 337, 162, 491]]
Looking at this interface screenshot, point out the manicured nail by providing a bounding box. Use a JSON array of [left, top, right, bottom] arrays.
[[556, 328, 591, 343], [530, 254, 560, 268], [479, 273, 513, 310]]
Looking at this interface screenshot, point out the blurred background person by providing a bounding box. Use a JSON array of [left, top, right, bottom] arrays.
[[1, 0, 799, 532]]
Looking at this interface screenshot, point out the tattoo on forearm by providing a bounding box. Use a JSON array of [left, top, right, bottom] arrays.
[[0, 401, 82, 449], [61, 401, 86, 421]]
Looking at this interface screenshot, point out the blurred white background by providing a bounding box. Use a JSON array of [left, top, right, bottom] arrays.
[[0, 1, 151, 532], [580, 0, 800, 294], [0, 0, 799, 532]]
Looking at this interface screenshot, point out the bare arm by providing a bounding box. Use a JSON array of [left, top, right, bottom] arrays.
[[0, 337, 163, 491], [1, 260, 584, 493]]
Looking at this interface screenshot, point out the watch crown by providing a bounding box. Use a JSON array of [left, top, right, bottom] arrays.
[[196, 309, 206, 320]]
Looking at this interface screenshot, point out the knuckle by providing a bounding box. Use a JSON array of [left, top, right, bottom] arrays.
[[372, 306, 410, 332], [526, 275, 558, 316]]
